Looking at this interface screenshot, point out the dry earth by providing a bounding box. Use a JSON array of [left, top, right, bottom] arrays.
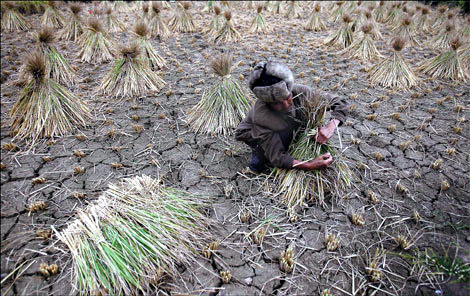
[[1, 1, 469, 295]]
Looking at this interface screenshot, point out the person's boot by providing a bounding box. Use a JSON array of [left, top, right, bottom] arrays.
[[249, 150, 266, 174]]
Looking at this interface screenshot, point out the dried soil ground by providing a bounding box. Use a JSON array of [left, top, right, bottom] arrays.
[[1, 2, 469, 295]]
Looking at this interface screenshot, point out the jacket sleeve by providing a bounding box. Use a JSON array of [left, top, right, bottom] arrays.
[[319, 91, 349, 125], [257, 129, 294, 169]]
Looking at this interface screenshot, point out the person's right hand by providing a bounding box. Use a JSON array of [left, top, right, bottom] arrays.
[[309, 153, 333, 170]]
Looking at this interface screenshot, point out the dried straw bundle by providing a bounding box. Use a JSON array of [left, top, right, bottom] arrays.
[[339, 23, 383, 61], [1, 2, 31, 32], [374, 1, 388, 23], [202, 0, 215, 13], [430, 22, 456, 50], [205, 5, 223, 36], [133, 22, 167, 70], [417, 6, 431, 34], [431, 6, 448, 33], [285, 0, 301, 19], [363, 10, 382, 40], [168, 2, 197, 33], [32, 26, 77, 85], [186, 53, 253, 136], [325, 14, 354, 49], [111, 0, 129, 12], [305, 3, 326, 32], [368, 37, 419, 90], [329, 1, 345, 23], [460, 18, 470, 40], [393, 16, 418, 47], [104, 7, 126, 32], [149, 2, 170, 40], [272, 100, 353, 210], [270, 1, 282, 14], [54, 175, 215, 296], [10, 51, 90, 143], [459, 43, 470, 71], [249, 5, 268, 33], [101, 42, 166, 98], [418, 38, 469, 82], [213, 11, 241, 44], [384, 3, 402, 28], [41, 1, 65, 29], [59, 3, 84, 42], [16, 1, 44, 15], [78, 18, 114, 64]]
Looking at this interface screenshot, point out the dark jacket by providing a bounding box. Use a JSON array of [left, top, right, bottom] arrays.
[[235, 84, 348, 169]]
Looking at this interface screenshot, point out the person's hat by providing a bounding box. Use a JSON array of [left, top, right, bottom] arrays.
[[248, 61, 294, 103]]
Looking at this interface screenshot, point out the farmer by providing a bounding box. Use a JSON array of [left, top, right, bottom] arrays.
[[235, 61, 348, 173]]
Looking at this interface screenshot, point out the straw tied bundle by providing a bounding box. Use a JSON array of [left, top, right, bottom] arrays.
[[187, 53, 252, 136], [54, 175, 215, 295], [272, 98, 353, 211]]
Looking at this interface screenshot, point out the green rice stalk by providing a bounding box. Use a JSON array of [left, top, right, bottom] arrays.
[[54, 175, 214, 295], [46, 46, 77, 85], [168, 3, 197, 33], [134, 36, 167, 70], [1, 2, 31, 32], [187, 54, 253, 136], [324, 20, 354, 49], [149, 6, 171, 39], [305, 6, 326, 32], [339, 31, 383, 61], [59, 12, 84, 42], [213, 13, 241, 44], [41, 2, 65, 28], [249, 10, 268, 34], [104, 10, 126, 32], [329, 2, 345, 23], [78, 23, 114, 64], [101, 44, 166, 98], [285, 0, 301, 19], [272, 103, 353, 211], [10, 53, 90, 144], [418, 47, 469, 82], [368, 51, 419, 90]]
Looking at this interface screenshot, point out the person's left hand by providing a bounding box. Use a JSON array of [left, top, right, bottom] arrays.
[[316, 119, 340, 144]]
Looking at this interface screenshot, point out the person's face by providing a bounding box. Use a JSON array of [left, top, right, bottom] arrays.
[[270, 93, 293, 113]]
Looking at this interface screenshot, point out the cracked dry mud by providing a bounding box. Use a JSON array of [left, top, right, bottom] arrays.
[[1, 2, 469, 295]]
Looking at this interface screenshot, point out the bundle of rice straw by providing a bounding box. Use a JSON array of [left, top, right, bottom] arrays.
[[78, 18, 114, 64], [418, 37, 469, 82], [329, 1, 345, 23], [41, 1, 65, 29], [384, 3, 402, 28], [393, 16, 418, 47], [59, 3, 84, 42], [168, 2, 197, 33], [374, 1, 388, 23], [429, 22, 456, 50], [104, 6, 126, 33], [111, 0, 129, 12], [141, 3, 149, 21], [245, 1, 256, 9], [27, 26, 76, 86], [285, 0, 301, 19], [460, 17, 470, 40], [10, 51, 90, 144], [133, 22, 166, 70], [305, 3, 326, 32], [271, 97, 353, 211], [270, 1, 282, 14], [368, 36, 419, 90], [249, 4, 268, 33], [213, 11, 241, 44], [16, 1, 44, 15], [417, 6, 431, 34], [459, 43, 470, 71], [205, 5, 222, 36], [339, 23, 383, 61], [101, 42, 166, 98], [324, 13, 354, 49], [54, 175, 215, 296], [363, 10, 382, 40], [1, 1, 31, 32], [186, 53, 253, 136], [149, 2, 170, 40], [202, 0, 214, 13], [431, 6, 448, 33]]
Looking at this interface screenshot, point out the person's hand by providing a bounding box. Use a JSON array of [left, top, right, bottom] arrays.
[[309, 153, 333, 169], [316, 119, 340, 144]]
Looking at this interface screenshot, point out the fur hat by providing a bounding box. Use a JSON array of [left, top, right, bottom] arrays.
[[248, 61, 294, 103]]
